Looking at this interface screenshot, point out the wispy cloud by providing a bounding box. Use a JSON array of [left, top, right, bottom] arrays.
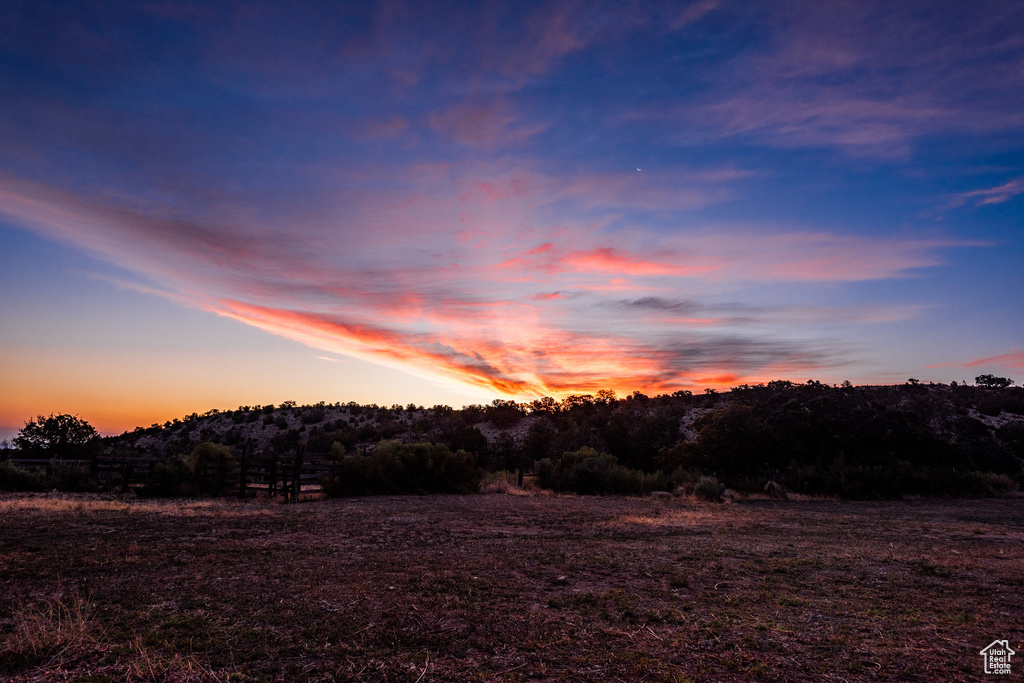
[[430, 98, 548, 148], [0, 0, 1015, 403], [663, 2, 1024, 155], [0, 169, 974, 397], [951, 177, 1024, 207], [928, 350, 1024, 371]]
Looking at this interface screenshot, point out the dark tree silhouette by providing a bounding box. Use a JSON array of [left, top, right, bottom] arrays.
[[976, 374, 1014, 388], [14, 413, 98, 459]]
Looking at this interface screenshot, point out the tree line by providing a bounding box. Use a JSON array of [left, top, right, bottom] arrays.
[[3, 376, 1022, 499]]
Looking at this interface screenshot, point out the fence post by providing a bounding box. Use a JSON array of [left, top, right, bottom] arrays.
[[215, 450, 226, 494], [239, 442, 249, 498], [292, 444, 304, 503], [268, 452, 277, 498], [121, 462, 133, 493]]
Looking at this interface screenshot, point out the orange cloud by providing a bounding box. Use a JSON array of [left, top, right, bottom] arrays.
[[0, 169, 974, 403]]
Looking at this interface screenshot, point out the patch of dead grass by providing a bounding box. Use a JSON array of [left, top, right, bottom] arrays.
[[0, 493, 1021, 681], [2, 592, 98, 673]]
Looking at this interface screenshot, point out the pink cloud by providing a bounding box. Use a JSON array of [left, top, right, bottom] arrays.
[[700, 232, 979, 282], [430, 98, 547, 148], [952, 178, 1024, 207], [670, 0, 720, 30], [927, 350, 1024, 371], [963, 351, 1024, 369], [0, 169, 977, 399], [559, 247, 707, 277]]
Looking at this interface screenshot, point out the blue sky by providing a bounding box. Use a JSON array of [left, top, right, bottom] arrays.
[[1, 0, 1022, 435]]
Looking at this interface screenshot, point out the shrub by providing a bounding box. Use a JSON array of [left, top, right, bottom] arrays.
[[0, 461, 46, 492], [536, 447, 667, 496], [140, 453, 196, 497], [0, 460, 99, 493], [324, 441, 480, 496], [693, 475, 726, 502], [45, 460, 99, 493], [140, 442, 235, 497], [959, 471, 1018, 497], [481, 470, 519, 494], [301, 406, 325, 424]]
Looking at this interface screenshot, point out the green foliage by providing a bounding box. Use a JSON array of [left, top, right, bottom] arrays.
[[45, 460, 100, 492], [693, 475, 725, 502], [688, 404, 773, 479], [0, 461, 47, 491], [191, 442, 233, 479], [485, 399, 525, 428], [14, 414, 98, 459], [0, 460, 99, 493], [93, 386, 1024, 500], [300, 404, 325, 424], [536, 447, 667, 496], [324, 441, 480, 496], [975, 389, 1024, 416], [140, 442, 234, 497], [141, 453, 196, 497]]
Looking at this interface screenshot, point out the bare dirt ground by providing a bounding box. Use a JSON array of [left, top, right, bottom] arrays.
[[1, 492, 1021, 682]]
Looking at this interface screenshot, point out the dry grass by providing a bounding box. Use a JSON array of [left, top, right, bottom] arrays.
[[1, 491, 1021, 681], [8, 593, 97, 665], [480, 472, 543, 496]]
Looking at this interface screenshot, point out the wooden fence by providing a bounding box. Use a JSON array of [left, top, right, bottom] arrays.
[[3, 445, 334, 501], [239, 445, 334, 501]]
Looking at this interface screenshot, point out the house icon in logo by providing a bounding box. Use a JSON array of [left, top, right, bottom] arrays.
[[980, 640, 1015, 675]]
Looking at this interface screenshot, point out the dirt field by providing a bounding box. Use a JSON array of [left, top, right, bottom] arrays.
[[1, 492, 1021, 682]]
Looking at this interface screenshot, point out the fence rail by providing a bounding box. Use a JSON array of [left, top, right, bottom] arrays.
[[3, 445, 335, 502]]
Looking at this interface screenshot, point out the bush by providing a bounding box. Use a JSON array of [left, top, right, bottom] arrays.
[[0, 461, 46, 492], [140, 453, 197, 497], [45, 460, 99, 493], [140, 442, 235, 497], [693, 475, 726, 502], [324, 441, 480, 496], [536, 447, 667, 496], [301, 406, 325, 424], [959, 471, 1018, 497], [0, 460, 99, 493], [481, 470, 520, 494]]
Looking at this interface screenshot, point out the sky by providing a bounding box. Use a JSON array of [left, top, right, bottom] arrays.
[[1, 0, 1023, 437]]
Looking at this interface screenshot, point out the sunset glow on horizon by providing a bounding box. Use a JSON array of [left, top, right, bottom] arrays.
[[1, 1, 1022, 437]]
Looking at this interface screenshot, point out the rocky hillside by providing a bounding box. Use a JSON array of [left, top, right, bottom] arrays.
[[102, 381, 1024, 498]]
